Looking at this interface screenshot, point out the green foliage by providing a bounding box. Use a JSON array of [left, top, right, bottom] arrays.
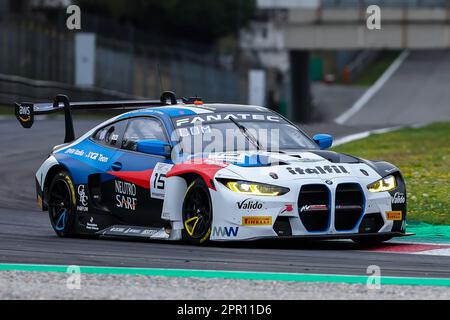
[[76, 0, 256, 44], [333, 122, 450, 225], [352, 51, 400, 86]]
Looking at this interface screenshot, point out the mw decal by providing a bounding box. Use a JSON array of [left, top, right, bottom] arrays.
[[212, 226, 239, 237], [286, 165, 350, 175]]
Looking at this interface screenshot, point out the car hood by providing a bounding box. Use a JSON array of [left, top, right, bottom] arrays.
[[203, 150, 383, 184]]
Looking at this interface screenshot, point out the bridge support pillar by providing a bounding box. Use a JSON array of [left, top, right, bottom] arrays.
[[290, 50, 312, 123]]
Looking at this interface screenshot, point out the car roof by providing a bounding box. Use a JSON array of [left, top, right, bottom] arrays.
[[118, 103, 271, 119]]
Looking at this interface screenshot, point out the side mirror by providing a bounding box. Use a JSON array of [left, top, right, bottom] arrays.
[[313, 134, 333, 150], [136, 140, 172, 157]]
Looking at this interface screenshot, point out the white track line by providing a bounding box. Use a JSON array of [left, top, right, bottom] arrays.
[[333, 126, 402, 146], [333, 122, 430, 147], [335, 50, 410, 125], [415, 248, 450, 256]]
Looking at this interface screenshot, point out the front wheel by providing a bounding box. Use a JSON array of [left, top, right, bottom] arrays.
[[182, 178, 213, 245], [48, 171, 77, 237]]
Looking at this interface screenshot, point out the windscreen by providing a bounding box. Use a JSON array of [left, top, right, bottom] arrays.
[[171, 112, 317, 155]]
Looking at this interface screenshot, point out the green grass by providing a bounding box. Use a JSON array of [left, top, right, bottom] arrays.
[[0, 106, 12, 116], [352, 51, 400, 86], [332, 122, 450, 225]]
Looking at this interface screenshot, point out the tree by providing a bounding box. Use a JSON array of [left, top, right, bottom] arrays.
[[76, 0, 256, 45]]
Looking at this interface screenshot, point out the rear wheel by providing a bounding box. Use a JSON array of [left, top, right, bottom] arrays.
[[352, 235, 393, 245], [48, 171, 76, 237], [182, 179, 213, 245]]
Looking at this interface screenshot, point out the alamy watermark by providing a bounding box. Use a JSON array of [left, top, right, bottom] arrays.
[[366, 265, 381, 290], [66, 265, 81, 290], [66, 5, 81, 30], [367, 5, 381, 30]]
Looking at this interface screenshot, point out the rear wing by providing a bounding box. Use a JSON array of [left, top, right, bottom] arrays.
[[15, 92, 178, 143]]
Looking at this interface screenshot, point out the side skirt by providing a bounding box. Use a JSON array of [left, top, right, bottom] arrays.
[[96, 225, 172, 240]]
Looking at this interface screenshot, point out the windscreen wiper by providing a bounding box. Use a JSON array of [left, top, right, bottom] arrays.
[[229, 117, 264, 151]]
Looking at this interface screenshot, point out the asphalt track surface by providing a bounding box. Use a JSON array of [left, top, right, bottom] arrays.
[[346, 51, 450, 126], [1, 119, 450, 279]]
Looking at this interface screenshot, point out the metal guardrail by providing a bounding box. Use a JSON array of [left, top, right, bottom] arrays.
[[0, 73, 139, 106], [0, 16, 244, 104]]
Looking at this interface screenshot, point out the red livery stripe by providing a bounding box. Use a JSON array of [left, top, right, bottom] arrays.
[[167, 160, 229, 189], [107, 169, 153, 189]]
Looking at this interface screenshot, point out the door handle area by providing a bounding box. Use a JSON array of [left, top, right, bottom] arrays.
[[111, 162, 123, 172]]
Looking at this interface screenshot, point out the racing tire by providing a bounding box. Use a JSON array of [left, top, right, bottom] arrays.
[[182, 178, 213, 245], [48, 170, 77, 238], [352, 235, 393, 246]]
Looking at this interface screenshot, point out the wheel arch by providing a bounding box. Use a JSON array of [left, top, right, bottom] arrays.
[[42, 164, 70, 210], [162, 171, 211, 236]]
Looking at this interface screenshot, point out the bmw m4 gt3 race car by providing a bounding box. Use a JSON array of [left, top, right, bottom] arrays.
[[15, 92, 409, 245]]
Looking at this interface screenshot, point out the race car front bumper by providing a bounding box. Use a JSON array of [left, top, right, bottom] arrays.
[[210, 177, 406, 241]]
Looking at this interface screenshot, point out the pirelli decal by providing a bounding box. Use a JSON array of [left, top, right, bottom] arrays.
[[242, 216, 272, 226]]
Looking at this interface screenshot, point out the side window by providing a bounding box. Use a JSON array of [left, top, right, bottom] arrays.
[[122, 118, 168, 151], [93, 120, 128, 148]]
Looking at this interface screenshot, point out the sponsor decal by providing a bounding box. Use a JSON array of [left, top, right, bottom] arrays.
[[242, 216, 272, 226], [280, 204, 294, 214], [300, 205, 328, 213], [175, 113, 280, 127], [124, 228, 141, 234], [386, 211, 402, 221], [161, 211, 170, 220], [178, 125, 211, 137], [85, 151, 109, 163], [237, 198, 264, 210], [77, 205, 88, 212], [286, 165, 350, 175], [105, 226, 167, 239], [18, 105, 31, 122], [150, 163, 174, 200], [77, 184, 89, 211], [86, 217, 99, 231], [269, 172, 279, 180], [212, 226, 239, 237], [65, 148, 85, 156], [115, 180, 137, 211], [64, 148, 109, 163], [37, 195, 43, 208], [141, 229, 158, 236], [65, 176, 76, 205], [392, 192, 405, 204]]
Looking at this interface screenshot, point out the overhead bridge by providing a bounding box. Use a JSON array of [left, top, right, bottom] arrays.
[[283, 3, 450, 49]]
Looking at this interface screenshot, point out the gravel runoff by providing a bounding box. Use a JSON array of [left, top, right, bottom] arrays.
[[0, 271, 449, 300]]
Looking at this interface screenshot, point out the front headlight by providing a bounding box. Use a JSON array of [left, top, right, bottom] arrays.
[[367, 175, 397, 193], [221, 180, 290, 196]]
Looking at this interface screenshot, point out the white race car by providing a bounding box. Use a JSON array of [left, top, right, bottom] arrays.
[[16, 93, 408, 245]]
